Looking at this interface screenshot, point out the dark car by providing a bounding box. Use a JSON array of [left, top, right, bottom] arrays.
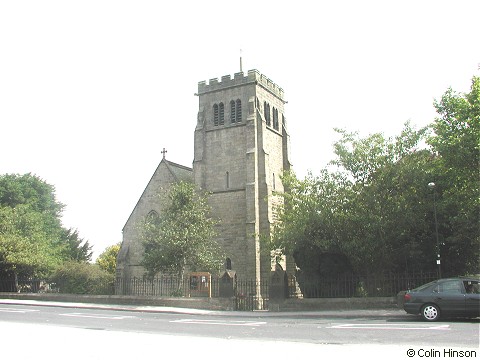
[[402, 277, 480, 321]]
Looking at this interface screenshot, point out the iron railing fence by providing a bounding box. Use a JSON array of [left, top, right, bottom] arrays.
[[0, 272, 438, 299], [294, 272, 438, 298], [115, 276, 221, 297]]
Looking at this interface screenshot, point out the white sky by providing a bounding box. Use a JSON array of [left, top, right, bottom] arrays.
[[1, 0, 479, 259]]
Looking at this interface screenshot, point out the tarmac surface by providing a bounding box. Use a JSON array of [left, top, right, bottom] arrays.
[[1, 297, 478, 360]]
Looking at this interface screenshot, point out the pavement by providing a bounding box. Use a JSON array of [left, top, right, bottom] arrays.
[[0, 297, 408, 319]]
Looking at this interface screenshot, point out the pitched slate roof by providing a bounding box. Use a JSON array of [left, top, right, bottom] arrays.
[[164, 160, 193, 182], [122, 158, 193, 231]]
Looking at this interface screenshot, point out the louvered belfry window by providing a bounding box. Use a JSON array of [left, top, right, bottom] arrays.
[[230, 100, 236, 123], [236, 99, 242, 122], [213, 104, 219, 126], [219, 102, 224, 125]]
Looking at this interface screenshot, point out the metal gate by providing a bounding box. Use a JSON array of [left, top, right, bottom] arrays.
[[234, 279, 269, 311]]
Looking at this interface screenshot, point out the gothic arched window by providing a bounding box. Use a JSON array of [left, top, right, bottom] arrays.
[[230, 100, 236, 123], [213, 104, 219, 126], [236, 99, 242, 122], [145, 210, 160, 229], [219, 102, 225, 125], [226, 258, 232, 270], [272, 107, 276, 129], [146, 210, 159, 222], [264, 101, 271, 126], [273, 108, 279, 130]]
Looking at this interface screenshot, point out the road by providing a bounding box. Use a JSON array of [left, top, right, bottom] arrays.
[[0, 301, 478, 360]]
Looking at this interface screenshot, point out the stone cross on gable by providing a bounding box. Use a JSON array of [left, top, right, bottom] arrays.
[[161, 148, 167, 159]]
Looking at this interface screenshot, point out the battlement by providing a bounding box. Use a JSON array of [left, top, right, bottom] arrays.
[[198, 69, 284, 99]]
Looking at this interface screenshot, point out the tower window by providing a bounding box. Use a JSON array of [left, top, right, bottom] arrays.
[[273, 173, 276, 190], [219, 102, 225, 125], [213, 104, 219, 126], [236, 99, 242, 122], [230, 100, 236, 123], [230, 99, 242, 123], [264, 101, 271, 126], [272, 107, 276, 129], [273, 108, 279, 130], [226, 258, 232, 270], [226, 171, 230, 189]]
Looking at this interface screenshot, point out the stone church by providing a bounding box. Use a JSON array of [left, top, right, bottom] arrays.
[[116, 69, 294, 287]]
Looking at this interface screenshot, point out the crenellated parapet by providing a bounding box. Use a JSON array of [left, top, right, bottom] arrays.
[[198, 69, 284, 100]]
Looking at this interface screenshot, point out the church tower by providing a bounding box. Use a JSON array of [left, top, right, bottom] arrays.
[[193, 70, 292, 286]]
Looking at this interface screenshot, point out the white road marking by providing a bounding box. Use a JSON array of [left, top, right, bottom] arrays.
[[59, 312, 136, 320], [326, 323, 451, 330], [171, 319, 266, 326], [0, 307, 40, 313]]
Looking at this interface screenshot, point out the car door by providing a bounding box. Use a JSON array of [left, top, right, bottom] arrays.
[[433, 280, 465, 315], [464, 280, 480, 317]]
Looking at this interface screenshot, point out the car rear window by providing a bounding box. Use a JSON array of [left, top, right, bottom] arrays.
[[437, 280, 463, 293], [412, 281, 436, 292]]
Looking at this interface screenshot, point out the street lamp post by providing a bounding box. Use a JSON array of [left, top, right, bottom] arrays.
[[428, 182, 441, 278]]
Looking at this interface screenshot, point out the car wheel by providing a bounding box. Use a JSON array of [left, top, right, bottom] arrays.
[[421, 304, 440, 321]]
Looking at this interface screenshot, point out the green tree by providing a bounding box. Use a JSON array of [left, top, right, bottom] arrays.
[[332, 122, 427, 184], [141, 181, 223, 280], [0, 173, 93, 277], [0, 173, 64, 218], [61, 228, 93, 263], [427, 76, 480, 275], [272, 76, 479, 279], [96, 242, 121, 275], [271, 169, 350, 256], [271, 169, 355, 280], [272, 123, 437, 276], [0, 205, 64, 277], [345, 149, 438, 273], [0, 174, 65, 277]]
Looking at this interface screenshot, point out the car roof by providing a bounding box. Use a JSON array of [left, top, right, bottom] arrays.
[[438, 277, 479, 282]]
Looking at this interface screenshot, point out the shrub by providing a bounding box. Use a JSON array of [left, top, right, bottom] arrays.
[[49, 261, 114, 295]]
